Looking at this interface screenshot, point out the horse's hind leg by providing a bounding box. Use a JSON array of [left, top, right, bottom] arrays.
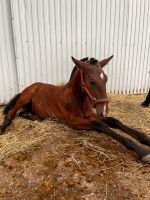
[[0, 116, 12, 134], [0, 94, 31, 134], [19, 108, 43, 121], [103, 117, 150, 146]]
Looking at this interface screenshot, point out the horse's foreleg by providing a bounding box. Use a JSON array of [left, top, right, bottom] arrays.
[[68, 116, 150, 163], [102, 117, 150, 146], [93, 122, 150, 163], [68, 117, 98, 130]]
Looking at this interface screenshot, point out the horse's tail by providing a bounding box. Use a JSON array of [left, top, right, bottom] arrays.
[[3, 93, 21, 115]]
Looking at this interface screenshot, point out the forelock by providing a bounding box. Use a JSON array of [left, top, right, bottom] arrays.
[[89, 58, 98, 65]]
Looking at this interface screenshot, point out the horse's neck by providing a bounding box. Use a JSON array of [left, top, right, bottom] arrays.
[[68, 66, 77, 84], [67, 69, 92, 113], [69, 69, 85, 101]]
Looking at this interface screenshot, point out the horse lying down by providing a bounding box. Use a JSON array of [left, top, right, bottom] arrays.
[[1, 56, 150, 163]]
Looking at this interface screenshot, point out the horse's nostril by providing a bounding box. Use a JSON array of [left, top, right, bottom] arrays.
[[100, 112, 104, 117]]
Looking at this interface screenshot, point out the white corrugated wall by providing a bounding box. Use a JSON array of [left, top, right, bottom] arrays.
[[0, 0, 18, 104], [0, 0, 150, 104]]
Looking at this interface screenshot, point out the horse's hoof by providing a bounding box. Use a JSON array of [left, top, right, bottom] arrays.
[[141, 101, 149, 107], [141, 154, 150, 163]]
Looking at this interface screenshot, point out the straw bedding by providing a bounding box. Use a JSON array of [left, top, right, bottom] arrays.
[[0, 94, 149, 199]]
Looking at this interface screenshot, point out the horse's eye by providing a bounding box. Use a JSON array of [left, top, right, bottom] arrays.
[[90, 81, 95, 87]]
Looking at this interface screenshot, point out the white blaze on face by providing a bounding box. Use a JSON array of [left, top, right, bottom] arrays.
[[103, 103, 107, 117], [100, 71, 105, 80]]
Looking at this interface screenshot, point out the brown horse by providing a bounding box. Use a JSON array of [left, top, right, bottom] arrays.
[[1, 56, 150, 163]]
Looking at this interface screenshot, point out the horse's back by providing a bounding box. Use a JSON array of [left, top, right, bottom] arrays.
[[21, 82, 61, 98]]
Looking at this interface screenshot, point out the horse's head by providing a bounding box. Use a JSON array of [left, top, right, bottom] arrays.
[[71, 55, 113, 118]]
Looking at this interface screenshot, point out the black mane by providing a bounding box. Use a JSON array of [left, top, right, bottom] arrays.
[[89, 58, 98, 64]]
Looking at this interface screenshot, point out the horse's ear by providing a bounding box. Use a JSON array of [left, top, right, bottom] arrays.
[[98, 55, 113, 68], [71, 57, 86, 68]]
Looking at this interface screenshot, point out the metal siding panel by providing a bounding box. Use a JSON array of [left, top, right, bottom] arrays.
[[65, 0, 73, 78], [141, 0, 150, 93], [111, 0, 120, 93], [36, 0, 47, 83], [19, 0, 31, 86], [81, 0, 87, 58], [128, 0, 138, 94], [0, 0, 18, 104], [11, 0, 26, 90], [124, 0, 134, 94], [43, 0, 53, 83], [137, 0, 147, 93], [55, 0, 63, 83], [134, 0, 144, 93], [132, 0, 141, 93], [76, 0, 82, 58], [106, 0, 115, 93], [10, 0, 150, 94], [86, 0, 92, 56], [61, 0, 68, 82], [48, 0, 57, 84], [120, 0, 129, 94], [24, 0, 37, 83], [103, 0, 112, 83]]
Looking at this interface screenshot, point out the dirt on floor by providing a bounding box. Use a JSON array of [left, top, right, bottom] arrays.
[[0, 94, 150, 200]]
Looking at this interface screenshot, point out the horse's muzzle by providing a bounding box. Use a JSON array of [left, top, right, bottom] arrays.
[[96, 102, 108, 118]]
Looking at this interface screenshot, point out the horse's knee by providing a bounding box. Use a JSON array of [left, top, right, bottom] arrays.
[[7, 109, 18, 119], [7, 97, 31, 119]]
